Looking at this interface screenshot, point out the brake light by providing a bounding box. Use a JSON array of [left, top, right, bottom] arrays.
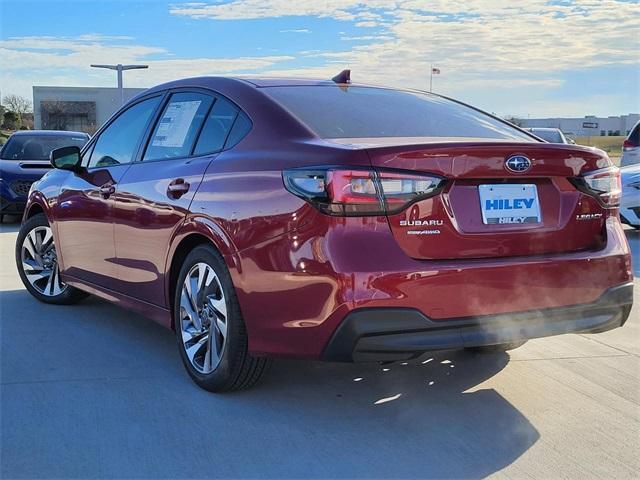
[[623, 139, 637, 150], [571, 167, 621, 208], [283, 167, 445, 216]]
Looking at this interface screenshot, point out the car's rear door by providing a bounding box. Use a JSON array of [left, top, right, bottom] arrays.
[[111, 90, 241, 307], [55, 95, 163, 287]]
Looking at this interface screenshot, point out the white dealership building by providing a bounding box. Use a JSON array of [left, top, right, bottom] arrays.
[[32, 86, 147, 134], [518, 114, 639, 137]]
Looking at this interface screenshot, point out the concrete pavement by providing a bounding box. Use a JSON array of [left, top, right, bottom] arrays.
[[1, 219, 639, 479]]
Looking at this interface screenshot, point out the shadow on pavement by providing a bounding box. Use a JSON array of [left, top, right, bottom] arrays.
[[1, 287, 540, 479]]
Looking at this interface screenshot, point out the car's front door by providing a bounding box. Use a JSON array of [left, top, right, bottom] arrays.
[[55, 95, 163, 288], [111, 91, 241, 307]]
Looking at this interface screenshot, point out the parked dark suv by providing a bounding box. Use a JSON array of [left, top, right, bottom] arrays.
[[1, 130, 90, 220]]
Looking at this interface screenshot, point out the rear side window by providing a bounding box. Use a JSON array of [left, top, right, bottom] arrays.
[[224, 111, 252, 149], [265, 86, 533, 141], [193, 97, 238, 155], [144, 92, 213, 161]]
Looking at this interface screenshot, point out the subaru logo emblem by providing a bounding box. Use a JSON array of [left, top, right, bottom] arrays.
[[505, 155, 531, 173]]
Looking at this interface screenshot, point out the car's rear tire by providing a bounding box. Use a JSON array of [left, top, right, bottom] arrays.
[[466, 340, 527, 353], [15, 213, 88, 304], [174, 244, 271, 392]]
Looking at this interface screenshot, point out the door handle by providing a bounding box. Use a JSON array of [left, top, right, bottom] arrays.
[[99, 184, 115, 198], [167, 178, 190, 199]]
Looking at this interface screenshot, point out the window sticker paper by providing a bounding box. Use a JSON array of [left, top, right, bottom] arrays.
[[152, 101, 201, 148]]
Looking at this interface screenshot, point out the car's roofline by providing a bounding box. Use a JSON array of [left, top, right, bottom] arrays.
[[139, 75, 465, 98], [123, 75, 541, 145], [141, 75, 389, 91], [230, 77, 398, 88]]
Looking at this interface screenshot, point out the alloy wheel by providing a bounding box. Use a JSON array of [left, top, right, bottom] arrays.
[[20, 225, 66, 297], [179, 262, 228, 374]]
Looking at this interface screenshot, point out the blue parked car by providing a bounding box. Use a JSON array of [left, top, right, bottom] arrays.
[[0, 130, 90, 221]]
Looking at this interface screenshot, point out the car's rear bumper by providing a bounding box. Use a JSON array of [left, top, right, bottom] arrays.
[[323, 282, 633, 362], [237, 215, 633, 359]]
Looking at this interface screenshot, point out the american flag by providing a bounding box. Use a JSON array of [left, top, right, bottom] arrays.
[[432, 67, 441, 74]]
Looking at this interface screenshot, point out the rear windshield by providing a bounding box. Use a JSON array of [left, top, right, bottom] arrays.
[[531, 129, 563, 143], [265, 86, 533, 141], [0, 134, 88, 161]]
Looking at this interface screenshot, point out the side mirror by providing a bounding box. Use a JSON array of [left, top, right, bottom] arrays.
[[51, 146, 83, 172]]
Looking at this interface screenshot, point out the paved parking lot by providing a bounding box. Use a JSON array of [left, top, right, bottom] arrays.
[[1, 218, 639, 479]]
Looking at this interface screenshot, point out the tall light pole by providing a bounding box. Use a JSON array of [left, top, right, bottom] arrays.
[[90, 64, 148, 105], [429, 65, 440, 93]]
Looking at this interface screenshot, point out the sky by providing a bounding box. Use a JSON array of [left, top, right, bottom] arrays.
[[0, 0, 638, 119]]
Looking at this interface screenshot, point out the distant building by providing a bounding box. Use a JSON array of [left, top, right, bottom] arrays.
[[517, 114, 639, 137], [33, 86, 147, 134]]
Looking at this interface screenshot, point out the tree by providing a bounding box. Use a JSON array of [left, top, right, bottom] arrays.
[[2, 94, 32, 126], [3, 111, 19, 130]]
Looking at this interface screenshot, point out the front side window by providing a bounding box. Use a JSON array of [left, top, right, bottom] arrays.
[[143, 92, 213, 161], [193, 97, 239, 155], [265, 86, 534, 141], [88, 96, 161, 168]]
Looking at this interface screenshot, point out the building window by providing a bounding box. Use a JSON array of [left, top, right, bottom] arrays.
[[40, 101, 97, 134]]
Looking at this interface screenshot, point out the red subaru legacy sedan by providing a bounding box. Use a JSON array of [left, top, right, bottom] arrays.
[[16, 75, 633, 391]]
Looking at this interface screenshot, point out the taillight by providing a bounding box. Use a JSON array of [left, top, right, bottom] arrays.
[[623, 139, 636, 151], [571, 167, 621, 208], [283, 167, 445, 216]]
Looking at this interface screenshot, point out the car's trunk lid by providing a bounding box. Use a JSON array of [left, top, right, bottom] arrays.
[[332, 139, 610, 260]]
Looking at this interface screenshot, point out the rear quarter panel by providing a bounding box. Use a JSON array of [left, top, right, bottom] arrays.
[[181, 129, 373, 348]]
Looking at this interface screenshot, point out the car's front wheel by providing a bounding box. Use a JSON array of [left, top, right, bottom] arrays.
[[15, 213, 88, 304], [174, 245, 271, 392]]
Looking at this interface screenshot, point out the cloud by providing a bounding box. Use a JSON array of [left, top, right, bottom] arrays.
[[2, 1, 638, 117], [0, 36, 166, 70], [170, 0, 640, 98], [168, 1, 380, 21], [0, 35, 294, 98]]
